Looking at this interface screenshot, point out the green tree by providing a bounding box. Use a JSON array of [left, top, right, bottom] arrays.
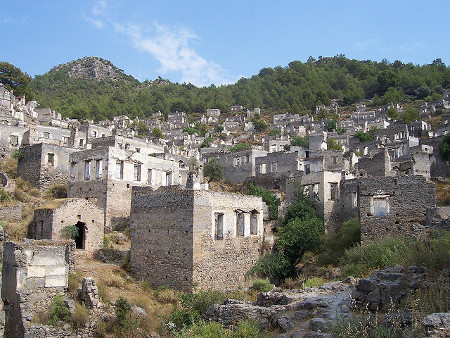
[[383, 87, 403, 104], [439, 133, 450, 161], [0, 61, 34, 100], [228, 143, 251, 152], [402, 107, 419, 123], [386, 107, 399, 120], [354, 131, 373, 142], [324, 119, 337, 132], [377, 70, 399, 93], [277, 217, 323, 265], [151, 127, 163, 139], [414, 86, 431, 99], [253, 120, 268, 133], [290, 136, 309, 147], [203, 158, 224, 182], [327, 137, 342, 151]]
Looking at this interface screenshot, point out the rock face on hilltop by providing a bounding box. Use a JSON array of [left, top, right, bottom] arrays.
[[47, 57, 137, 82]]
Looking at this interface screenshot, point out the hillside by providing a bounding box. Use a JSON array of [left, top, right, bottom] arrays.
[[29, 56, 450, 121]]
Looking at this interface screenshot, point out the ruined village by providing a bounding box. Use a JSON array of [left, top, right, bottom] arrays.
[[0, 60, 449, 337]]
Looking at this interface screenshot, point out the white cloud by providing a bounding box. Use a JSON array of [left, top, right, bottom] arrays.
[[92, 0, 107, 16], [83, 14, 104, 29], [84, 1, 233, 86], [115, 22, 232, 86]]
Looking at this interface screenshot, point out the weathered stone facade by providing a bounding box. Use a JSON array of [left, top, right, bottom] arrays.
[[68, 145, 183, 229], [358, 176, 436, 242], [17, 143, 77, 190], [130, 187, 264, 292], [2, 240, 74, 337], [32, 198, 104, 254]]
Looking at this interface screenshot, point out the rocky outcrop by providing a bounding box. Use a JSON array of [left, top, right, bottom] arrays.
[[205, 280, 354, 336], [352, 266, 428, 311], [422, 312, 450, 337]]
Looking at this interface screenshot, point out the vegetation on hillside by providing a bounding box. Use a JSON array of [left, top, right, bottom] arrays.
[[29, 56, 450, 121]]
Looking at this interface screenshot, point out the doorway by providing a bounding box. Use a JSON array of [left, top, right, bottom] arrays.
[[74, 221, 86, 249]]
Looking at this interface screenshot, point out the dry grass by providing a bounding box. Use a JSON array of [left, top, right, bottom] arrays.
[[0, 157, 18, 178], [155, 288, 178, 304], [73, 255, 177, 335], [434, 178, 450, 206]]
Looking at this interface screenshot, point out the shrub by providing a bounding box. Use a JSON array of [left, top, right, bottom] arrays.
[[179, 289, 227, 316], [113, 297, 137, 335], [247, 251, 291, 279], [49, 295, 70, 326], [61, 225, 79, 240], [203, 158, 224, 182], [251, 279, 273, 292], [0, 189, 11, 203], [228, 143, 251, 152], [354, 131, 373, 142], [326, 137, 342, 151], [318, 218, 361, 266], [170, 308, 201, 331], [303, 277, 325, 288], [71, 303, 89, 329], [290, 135, 308, 147], [246, 183, 280, 220], [340, 232, 450, 277], [439, 133, 450, 161], [114, 297, 131, 324], [178, 320, 226, 337], [46, 184, 67, 199], [11, 150, 23, 159], [233, 319, 266, 338]]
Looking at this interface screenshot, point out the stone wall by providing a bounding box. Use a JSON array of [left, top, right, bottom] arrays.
[[358, 149, 391, 177], [1, 240, 73, 337], [358, 176, 436, 242], [33, 198, 104, 254], [0, 204, 22, 221], [17, 143, 76, 190], [130, 187, 264, 292], [192, 191, 264, 291], [130, 187, 194, 292], [69, 146, 183, 229]]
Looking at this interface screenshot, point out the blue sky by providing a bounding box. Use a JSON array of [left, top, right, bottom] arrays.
[[1, 1, 448, 86]]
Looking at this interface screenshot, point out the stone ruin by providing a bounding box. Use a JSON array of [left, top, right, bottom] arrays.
[[1, 239, 74, 337], [80, 277, 100, 309]]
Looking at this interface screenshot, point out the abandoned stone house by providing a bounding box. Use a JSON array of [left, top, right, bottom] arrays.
[[17, 143, 78, 190], [22, 124, 72, 147], [2, 240, 74, 337], [358, 175, 436, 242], [68, 145, 184, 229], [90, 134, 164, 155], [32, 198, 104, 254], [203, 148, 267, 184], [357, 146, 432, 179], [0, 123, 28, 155], [252, 151, 304, 191], [130, 187, 264, 292], [286, 170, 346, 233]]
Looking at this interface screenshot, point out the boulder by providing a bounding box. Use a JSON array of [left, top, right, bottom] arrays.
[[422, 312, 450, 336]]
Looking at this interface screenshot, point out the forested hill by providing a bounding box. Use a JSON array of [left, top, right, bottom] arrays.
[[29, 56, 450, 121]]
